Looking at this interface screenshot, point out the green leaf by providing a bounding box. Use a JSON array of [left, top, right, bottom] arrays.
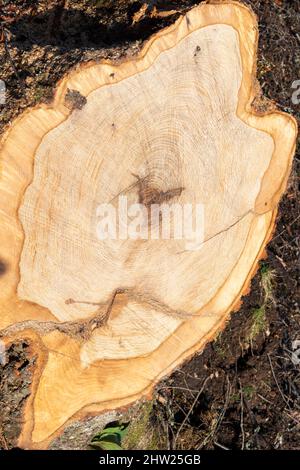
[[90, 440, 122, 451], [90, 422, 130, 450], [93, 423, 128, 439]]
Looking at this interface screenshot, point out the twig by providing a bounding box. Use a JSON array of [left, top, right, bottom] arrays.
[[214, 441, 229, 450], [284, 410, 300, 426], [242, 397, 264, 449], [174, 375, 210, 447], [182, 374, 197, 400], [175, 369, 204, 381], [267, 353, 291, 409], [160, 385, 203, 394], [257, 393, 273, 405], [196, 375, 232, 449], [239, 380, 245, 450], [272, 215, 300, 242], [275, 254, 287, 269]]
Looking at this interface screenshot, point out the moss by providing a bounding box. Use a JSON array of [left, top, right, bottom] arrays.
[[260, 263, 275, 304], [214, 332, 228, 358], [231, 385, 255, 403], [245, 264, 274, 346], [249, 306, 267, 342], [33, 86, 46, 103], [242, 384, 256, 400], [214, 342, 227, 359], [123, 401, 159, 450]]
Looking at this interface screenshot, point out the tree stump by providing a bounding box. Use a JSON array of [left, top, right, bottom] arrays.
[[0, 2, 297, 448]]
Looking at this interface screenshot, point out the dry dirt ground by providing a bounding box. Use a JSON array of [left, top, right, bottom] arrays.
[[0, 0, 299, 450]]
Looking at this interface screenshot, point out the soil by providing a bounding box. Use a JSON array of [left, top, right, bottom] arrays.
[[0, 0, 299, 450]]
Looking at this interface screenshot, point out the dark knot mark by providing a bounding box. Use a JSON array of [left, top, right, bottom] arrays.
[[0, 259, 7, 277], [65, 288, 127, 332], [194, 45, 201, 57], [132, 173, 184, 209], [64, 88, 87, 111]]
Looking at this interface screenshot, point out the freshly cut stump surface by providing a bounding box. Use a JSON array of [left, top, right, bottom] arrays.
[[0, 2, 297, 448]]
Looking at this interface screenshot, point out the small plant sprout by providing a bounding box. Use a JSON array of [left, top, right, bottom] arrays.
[[260, 263, 276, 305]]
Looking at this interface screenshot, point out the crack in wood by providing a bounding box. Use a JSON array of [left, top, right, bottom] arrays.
[[176, 207, 272, 255], [0, 287, 192, 341]]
